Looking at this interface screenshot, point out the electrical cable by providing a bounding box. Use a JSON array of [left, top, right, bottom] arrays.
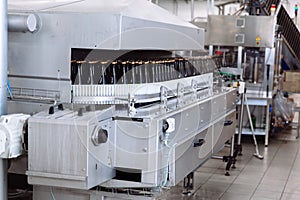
[[8, 189, 30, 199], [7, 80, 13, 98], [161, 131, 178, 188]]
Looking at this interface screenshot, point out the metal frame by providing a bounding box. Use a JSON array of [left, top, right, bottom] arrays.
[[0, 1, 8, 199]]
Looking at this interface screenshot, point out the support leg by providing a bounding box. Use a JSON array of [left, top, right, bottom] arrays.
[[230, 136, 237, 169], [224, 135, 237, 176], [225, 158, 232, 176], [182, 172, 194, 195], [237, 93, 245, 156]]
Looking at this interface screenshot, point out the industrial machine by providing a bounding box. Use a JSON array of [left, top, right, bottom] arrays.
[[193, 13, 276, 146], [190, 1, 299, 157], [3, 0, 237, 199]]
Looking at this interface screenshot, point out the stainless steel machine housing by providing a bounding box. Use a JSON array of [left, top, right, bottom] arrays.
[[6, 0, 237, 199]]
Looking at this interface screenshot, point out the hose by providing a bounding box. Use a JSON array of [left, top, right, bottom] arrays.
[[161, 132, 177, 187]]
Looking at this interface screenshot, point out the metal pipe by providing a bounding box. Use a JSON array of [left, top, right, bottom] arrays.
[[0, 0, 8, 199], [12, 95, 57, 104], [237, 46, 242, 69], [8, 14, 39, 33], [237, 93, 244, 146], [0, 161, 7, 200], [242, 51, 247, 79], [265, 104, 270, 146], [209, 45, 213, 56], [1, 0, 7, 114], [253, 56, 258, 84], [191, 0, 195, 21], [274, 38, 279, 77], [211, 0, 215, 15], [276, 38, 282, 77], [230, 135, 235, 157], [207, 0, 210, 15]]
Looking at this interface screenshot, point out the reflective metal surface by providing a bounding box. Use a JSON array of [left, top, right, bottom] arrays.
[[207, 15, 275, 47]]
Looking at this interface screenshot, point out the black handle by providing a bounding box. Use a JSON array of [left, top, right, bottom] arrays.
[[194, 139, 205, 147], [48, 103, 64, 115], [162, 120, 169, 133], [224, 120, 233, 126]]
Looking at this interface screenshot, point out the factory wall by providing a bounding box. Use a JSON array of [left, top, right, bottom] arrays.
[[154, 0, 241, 21]]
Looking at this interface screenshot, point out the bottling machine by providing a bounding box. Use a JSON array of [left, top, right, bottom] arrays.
[[3, 0, 237, 199], [193, 14, 276, 146]]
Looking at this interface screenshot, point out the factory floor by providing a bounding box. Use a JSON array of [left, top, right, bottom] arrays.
[[160, 128, 300, 200], [9, 128, 300, 200]]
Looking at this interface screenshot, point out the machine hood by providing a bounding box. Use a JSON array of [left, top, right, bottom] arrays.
[[8, 0, 195, 27], [8, 0, 204, 50], [7, 0, 205, 109]]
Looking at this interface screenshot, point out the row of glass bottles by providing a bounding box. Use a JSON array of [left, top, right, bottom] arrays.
[[71, 57, 216, 85]]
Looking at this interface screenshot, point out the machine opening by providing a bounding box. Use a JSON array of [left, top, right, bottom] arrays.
[[70, 49, 212, 85], [115, 168, 142, 183]]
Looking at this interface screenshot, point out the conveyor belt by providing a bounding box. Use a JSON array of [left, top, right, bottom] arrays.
[[277, 6, 300, 62]]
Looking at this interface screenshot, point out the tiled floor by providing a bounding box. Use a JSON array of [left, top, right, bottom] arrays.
[[10, 129, 300, 200], [161, 128, 300, 200]]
